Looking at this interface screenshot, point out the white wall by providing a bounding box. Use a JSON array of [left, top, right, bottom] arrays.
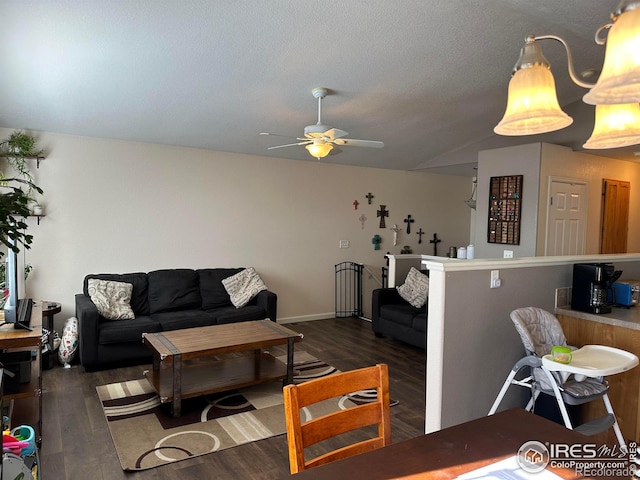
[[538, 143, 640, 255], [475, 143, 541, 259], [0, 128, 471, 329], [475, 142, 640, 259]]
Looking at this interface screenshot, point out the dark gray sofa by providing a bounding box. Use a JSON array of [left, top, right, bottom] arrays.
[[75, 268, 277, 371], [371, 287, 426, 349]]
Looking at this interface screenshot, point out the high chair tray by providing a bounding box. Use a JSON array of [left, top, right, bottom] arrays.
[[542, 345, 638, 377]]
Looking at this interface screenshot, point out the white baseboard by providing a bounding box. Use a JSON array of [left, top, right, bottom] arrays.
[[277, 313, 335, 324], [277, 314, 372, 324]]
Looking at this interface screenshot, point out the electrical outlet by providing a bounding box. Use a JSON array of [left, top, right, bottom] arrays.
[[339, 240, 350, 249], [555, 287, 572, 308], [503, 250, 514, 258], [490, 270, 501, 288]]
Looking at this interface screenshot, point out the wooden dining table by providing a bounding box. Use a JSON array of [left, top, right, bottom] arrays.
[[288, 408, 629, 479]]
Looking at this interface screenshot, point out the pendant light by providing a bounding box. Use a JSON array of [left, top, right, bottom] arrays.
[[583, 4, 640, 105], [583, 102, 640, 149], [495, 0, 640, 150], [494, 38, 573, 135]]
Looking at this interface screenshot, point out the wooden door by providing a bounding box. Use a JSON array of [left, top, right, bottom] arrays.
[[545, 178, 587, 256], [600, 179, 630, 254]]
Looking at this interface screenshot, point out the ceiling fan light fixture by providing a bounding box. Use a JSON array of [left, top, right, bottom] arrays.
[[494, 63, 573, 136], [583, 5, 640, 105], [306, 142, 333, 159], [583, 102, 640, 149]]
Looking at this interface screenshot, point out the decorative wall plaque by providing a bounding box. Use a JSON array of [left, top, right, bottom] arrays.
[[487, 175, 522, 245]]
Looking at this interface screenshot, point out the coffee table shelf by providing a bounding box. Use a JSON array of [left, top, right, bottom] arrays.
[[144, 352, 287, 403]]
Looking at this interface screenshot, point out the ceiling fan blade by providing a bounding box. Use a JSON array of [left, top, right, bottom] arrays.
[[324, 128, 348, 140], [267, 140, 312, 150], [333, 138, 384, 148], [328, 146, 343, 156], [260, 132, 300, 140]]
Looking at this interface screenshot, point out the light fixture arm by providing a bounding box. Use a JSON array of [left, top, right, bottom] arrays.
[[528, 35, 596, 89]]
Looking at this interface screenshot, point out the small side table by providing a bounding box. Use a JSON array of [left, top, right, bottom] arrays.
[[41, 301, 61, 370]]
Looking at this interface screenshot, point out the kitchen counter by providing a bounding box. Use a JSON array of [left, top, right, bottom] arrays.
[[555, 306, 640, 331], [555, 308, 640, 445]]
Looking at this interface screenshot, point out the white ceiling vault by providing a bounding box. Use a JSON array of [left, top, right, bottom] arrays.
[[1, 1, 636, 176]]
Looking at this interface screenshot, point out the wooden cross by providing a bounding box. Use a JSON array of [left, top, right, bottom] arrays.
[[416, 227, 425, 244], [353, 199, 359, 210], [372, 234, 382, 250], [404, 214, 414, 234], [430, 233, 441, 256], [377, 205, 389, 228], [366, 192, 374, 204]]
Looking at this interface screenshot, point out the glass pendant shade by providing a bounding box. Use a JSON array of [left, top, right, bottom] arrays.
[[583, 7, 640, 105], [305, 142, 333, 159], [583, 102, 640, 149], [494, 65, 573, 135]]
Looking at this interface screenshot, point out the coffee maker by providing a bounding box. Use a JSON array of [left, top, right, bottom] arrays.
[[571, 263, 621, 314]]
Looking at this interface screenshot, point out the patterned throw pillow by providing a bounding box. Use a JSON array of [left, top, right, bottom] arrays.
[[396, 267, 429, 308], [88, 278, 135, 320], [58, 316, 78, 367], [221, 267, 268, 308]]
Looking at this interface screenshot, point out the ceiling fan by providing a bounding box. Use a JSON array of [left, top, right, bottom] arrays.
[[260, 87, 384, 159]]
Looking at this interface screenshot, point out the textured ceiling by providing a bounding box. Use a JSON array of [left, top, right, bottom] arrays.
[[1, 0, 637, 176]]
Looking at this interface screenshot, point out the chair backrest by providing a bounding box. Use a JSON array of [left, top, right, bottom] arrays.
[[282, 363, 391, 474], [510, 307, 567, 357]]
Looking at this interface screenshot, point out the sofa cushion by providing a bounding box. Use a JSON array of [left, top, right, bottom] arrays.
[[197, 268, 243, 310], [379, 303, 424, 328], [221, 267, 268, 308], [412, 313, 427, 333], [148, 269, 202, 314], [84, 273, 150, 316], [152, 310, 216, 331], [212, 305, 267, 324], [397, 267, 429, 308], [87, 279, 135, 320], [98, 316, 162, 345]]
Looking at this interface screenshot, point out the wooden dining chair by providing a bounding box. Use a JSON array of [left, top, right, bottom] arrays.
[[282, 363, 391, 474]]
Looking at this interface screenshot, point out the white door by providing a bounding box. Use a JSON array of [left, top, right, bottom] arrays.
[[545, 178, 588, 256]]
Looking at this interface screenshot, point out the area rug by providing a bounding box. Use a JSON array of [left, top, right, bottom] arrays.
[[97, 352, 394, 471]]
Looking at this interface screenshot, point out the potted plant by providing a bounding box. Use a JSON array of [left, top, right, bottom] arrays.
[[0, 131, 44, 261]]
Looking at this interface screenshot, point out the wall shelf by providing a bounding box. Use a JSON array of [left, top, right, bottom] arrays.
[[27, 214, 45, 225], [0, 154, 45, 168]]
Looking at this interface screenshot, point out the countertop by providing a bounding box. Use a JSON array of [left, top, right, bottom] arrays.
[[556, 306, 640, 331]]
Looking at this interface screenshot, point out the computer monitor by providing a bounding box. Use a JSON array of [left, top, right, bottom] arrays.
[[2, 246, 19, 325]]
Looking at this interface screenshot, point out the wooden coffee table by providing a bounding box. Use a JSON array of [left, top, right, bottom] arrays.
[[142, 319, 303, 417]]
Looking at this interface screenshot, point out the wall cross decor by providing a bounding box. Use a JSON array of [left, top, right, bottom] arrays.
[[404, 214, 414, 233], [366, 192, 375, 204], [377, 205, 389, 228], [372, 234, 382, 250], [353, 199, 359, 210], [430, 233, 441, 256], [390, 224, 401, 246], [417, 228, 425, 244], [358, 214, 367, 229]]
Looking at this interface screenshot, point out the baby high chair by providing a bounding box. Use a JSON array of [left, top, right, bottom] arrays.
[[488, 307, 638, 452]]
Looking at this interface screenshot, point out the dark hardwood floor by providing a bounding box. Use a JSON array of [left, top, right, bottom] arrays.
[[39, 318, 426, 479]]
